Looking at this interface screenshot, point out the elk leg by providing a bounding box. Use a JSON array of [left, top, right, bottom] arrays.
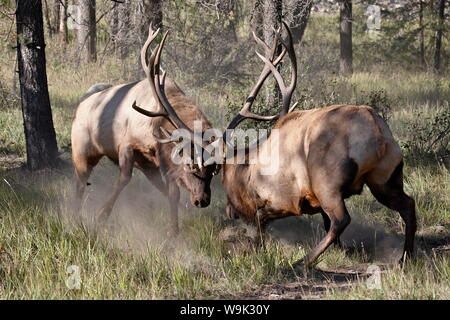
[[141, 167, 178, 237], [294, 198, 351, 267], [367, 163, 417, 263], [371, 190, 416, 263], [255, 210, 268, 248], [140, 168, 168, 196], [73, 154, 101, 214], [97, 146, 134, 223], [166, 180, 180, 237], [320, 210, 342, 248]]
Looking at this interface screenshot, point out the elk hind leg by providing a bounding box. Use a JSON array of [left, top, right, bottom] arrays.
[[366, 161, 417, 263]]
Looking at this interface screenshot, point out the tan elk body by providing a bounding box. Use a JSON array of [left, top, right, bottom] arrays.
[[71, 27, 216, 235], [219, 23, 416, 266]]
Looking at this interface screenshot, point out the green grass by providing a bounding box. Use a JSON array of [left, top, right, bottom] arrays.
[[0, 171, 306, 299], [329, 256, 450, 299], [0, 164, 448, 299]]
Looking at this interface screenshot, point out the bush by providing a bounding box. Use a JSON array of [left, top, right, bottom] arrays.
[[354, 89, 393, 122], [402, 106, 450, 166]]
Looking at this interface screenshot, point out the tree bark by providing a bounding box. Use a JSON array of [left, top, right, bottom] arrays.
[[133, 0, 163, 79], [136, 0, 163, 55], [291, 0, 313, 43], [263, 0, 282, 110], [339, 0, 353, 75], [433, 0, 445, 72], [107, 2, 119, 52], [16, 0, 59, 170], [115, 0, 131, 59], [43, 0, 53, 37], [419, 0, 426, 67], [60, 0, 68, 44], [250, 0, 264, 39], [51, 0, 60, 35], [77, 0, 96, 62]]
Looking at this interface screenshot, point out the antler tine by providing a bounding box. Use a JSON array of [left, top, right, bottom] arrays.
[[151, 31, 194, 133], [226, 29, 287, 132], [279, 20, 297, 116], [255, 21, 297, 117], [133, 27, 196, 135], [136, 25, 166, 114], [252, 27, 281, 62]]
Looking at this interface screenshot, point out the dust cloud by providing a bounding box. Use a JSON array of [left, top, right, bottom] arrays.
[[65, 158, 214, 260]]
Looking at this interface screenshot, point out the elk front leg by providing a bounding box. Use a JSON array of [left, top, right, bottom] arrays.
[[255, 209, 268, 249], [166, 180, 180, 237], [140, 167, 169, 196], [97, 145, 134, 223], [294, 198, 351, 268], [72, 153, 101, 215]]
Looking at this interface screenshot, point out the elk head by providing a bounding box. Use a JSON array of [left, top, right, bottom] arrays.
[[132, 25, 219, 208]]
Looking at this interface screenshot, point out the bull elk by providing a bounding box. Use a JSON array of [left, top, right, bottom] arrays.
[[157, 21, 417, 267], [71, 25, 218, 235]]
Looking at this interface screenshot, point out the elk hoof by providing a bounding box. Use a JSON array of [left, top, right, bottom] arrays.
[[292, 258, 309, 270]]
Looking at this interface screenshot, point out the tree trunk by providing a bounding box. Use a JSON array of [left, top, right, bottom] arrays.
[[60, 0, 68, 44], [291, 0, 313, 43], [16, 0, 59, 170], [43, 0, 53, 37], [107, 2, 119, 52], [433, 0, 445, 72], [52, 0, 60, 35], [419, 0, 426, 67], [133, 0, 163, 79], [250, 0, 264, 39], [218, 0, 238, 42], [136, 0, 163, 49], [116, 0, 131, 59], [77, 0, 96, 62], [140, 0, 163, 32], [263, 0, 282, 110], [339, 0, 353, 75]]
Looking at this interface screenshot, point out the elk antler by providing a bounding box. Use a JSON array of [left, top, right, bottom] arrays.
[[132, 24, 195, 134], [226, 20, 298, 133], [255, 21, 298, 117], [132, 25, 206, 167]]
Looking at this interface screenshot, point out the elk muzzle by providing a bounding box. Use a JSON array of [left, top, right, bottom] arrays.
[[191, 192, 210, 208]]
